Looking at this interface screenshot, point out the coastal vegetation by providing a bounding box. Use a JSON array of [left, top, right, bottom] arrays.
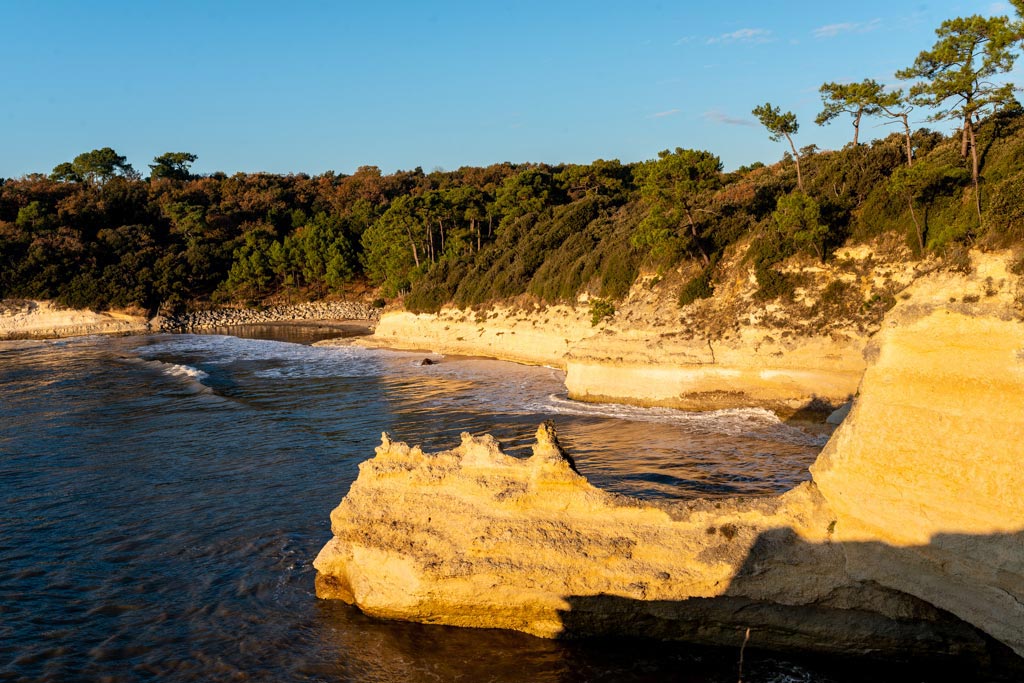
[[3, 6, 1024, 315]]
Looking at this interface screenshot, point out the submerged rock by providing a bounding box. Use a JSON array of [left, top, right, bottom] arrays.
[[314, 252, 1024, 664]]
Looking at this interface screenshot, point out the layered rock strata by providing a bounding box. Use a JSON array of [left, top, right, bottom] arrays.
[[315, 253, 1024, 661], [353, 244, 924, 416], [0, 300, 149, 340]]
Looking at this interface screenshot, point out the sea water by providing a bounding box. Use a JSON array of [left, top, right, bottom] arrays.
[[0, 330, 942, 682]]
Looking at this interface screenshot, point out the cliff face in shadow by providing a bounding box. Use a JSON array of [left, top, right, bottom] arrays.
[[314, 252, 1024, 664]]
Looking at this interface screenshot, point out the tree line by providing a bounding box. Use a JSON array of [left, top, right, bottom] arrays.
[[2, 5, 1024, 314]]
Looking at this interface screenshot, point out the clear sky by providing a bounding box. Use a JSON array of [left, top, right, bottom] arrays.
[[0, 1, 1018, 177]]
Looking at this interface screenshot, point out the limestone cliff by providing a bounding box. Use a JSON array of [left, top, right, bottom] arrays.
[[0, 300, 149, 340], [315, 252, 1024, 662], [353, 242, 926, 417]]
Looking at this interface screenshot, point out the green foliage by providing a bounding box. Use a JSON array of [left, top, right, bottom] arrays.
[[589, 298, 615, 326], [753, 264, 796, 302], [678, 268, 714, 307], [223, 231, 274, 299], [816, 79, 900, 145], [149, 152, 198, 181], [753, 103, 804, 190], [772, 193, 829, 260], [9, 96, 1024, 315], [753, 103, 799, 142], [897, 15, 1019, 125], [632, 148, 721, 265], [57, 147, 137, 184]]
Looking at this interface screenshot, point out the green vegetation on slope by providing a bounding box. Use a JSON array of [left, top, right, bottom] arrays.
[[3, 6, 1024, 315]]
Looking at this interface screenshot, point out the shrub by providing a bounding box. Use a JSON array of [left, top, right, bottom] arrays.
[[589, 298, 615, 326], [678, 268, 714, 307]]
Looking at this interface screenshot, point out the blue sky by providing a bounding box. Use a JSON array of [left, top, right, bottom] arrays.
[[0, 1, 1018, 177]]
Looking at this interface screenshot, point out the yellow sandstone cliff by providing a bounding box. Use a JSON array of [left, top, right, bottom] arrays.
[[354, 243, 923, 417], [0, 300, 149, 340], [315, 252, 1024, 661]]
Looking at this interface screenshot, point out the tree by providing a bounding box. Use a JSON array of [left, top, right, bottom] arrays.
[[772, 193, 828, 261], [753, 103, 804, 191], [492, 168, 552, 232], [224, 231, 274, 299], [816, 79, 892, 146], [149, 152, 198, 181], [361, 195, 426, 295], [633, 148, 722, 264], [50, 162, 81, 183], [872, 90, 916, 166], [62, 147, 137, 184], [896, 14, 1020, 219], [888, 165, 929, 252]]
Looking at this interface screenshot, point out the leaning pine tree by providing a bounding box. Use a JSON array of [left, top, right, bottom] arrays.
[[896, 13, 1020, 220]]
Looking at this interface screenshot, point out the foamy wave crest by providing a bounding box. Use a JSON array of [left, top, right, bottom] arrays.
[[137, 335, 379, 380], [161, 362, 209, 382], [540, 394, 824, 445], [123, 355, 212, 391]]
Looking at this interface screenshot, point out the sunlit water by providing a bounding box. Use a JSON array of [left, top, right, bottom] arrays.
[[0, 329, 955, 682]]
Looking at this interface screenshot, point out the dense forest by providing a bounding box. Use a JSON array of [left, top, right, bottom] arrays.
[[3, 7, 1024, 315]]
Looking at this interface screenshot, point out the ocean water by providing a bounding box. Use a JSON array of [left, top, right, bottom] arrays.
[[0, 329, 957, 682]]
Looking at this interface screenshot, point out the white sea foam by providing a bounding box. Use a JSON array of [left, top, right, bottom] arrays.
[[540, 394, 825, 446], [160, 362, 210, 382]]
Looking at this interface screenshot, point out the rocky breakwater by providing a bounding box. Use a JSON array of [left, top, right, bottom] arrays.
[[314, 252, 1024, 664], [158, 301, 381, 333]]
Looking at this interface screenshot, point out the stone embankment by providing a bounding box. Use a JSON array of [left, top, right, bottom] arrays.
[[314, 252, 1024, 664], [157, 301, 381, 332]]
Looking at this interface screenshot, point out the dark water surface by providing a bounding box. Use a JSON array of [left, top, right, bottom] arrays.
[[0, 330, 947, 682]]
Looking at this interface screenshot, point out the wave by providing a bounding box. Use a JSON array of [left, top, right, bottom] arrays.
[[160, 362, 210, 383], [119, 355, 212, 393], [540, 394, 826, 446]]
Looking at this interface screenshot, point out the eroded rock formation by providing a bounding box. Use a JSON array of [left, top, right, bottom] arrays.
[[315, 252, 1024, 662], [0, 300, 149, 340]]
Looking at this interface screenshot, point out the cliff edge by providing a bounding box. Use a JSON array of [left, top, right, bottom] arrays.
[[0, 300, 149, 340], [315, 252, 1024, 662]]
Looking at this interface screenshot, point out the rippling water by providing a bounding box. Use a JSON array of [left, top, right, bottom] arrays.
[[0, 329, 946, 682]]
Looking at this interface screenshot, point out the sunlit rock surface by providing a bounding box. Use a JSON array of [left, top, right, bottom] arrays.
[[0, 300, 148, 340], [315, 253, 1024, 661]]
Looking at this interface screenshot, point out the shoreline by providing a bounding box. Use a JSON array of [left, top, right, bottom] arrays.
[[313, 251, 1024, 665], [0, 300, 381, 343], [0, 300, 150, 341], [347, 305, 866, 420]]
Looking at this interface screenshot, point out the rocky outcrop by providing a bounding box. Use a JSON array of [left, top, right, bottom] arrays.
[[158, 301, 381, 332], [0, 300, 149, 340], [359, 307, 866, 417], [353, 244, 926, 417], [315, 252, 1024, 662], [357, 305, 592, 367], [564, 329, 866, 418]]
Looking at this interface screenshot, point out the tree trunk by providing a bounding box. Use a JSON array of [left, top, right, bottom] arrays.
[[969, 120, 982, 222], [785, 133, 804, 192], [404, 225, 420, 268], [853, 109, 862, 146], [961, 115, 970, 158], [901, 113, 913, 166], [907, 194, 924, 253], [683, 205, 710, 266]]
